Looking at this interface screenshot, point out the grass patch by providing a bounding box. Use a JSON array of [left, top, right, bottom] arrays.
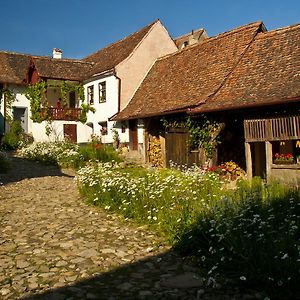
[[77, 163, 300, 298]]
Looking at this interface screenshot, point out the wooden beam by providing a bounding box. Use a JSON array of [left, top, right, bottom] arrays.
[[265, 141, 273, 182], [245, 142, 252, 179]]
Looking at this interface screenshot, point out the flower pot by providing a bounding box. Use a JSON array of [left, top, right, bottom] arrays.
[[274, 160, 294, 165]]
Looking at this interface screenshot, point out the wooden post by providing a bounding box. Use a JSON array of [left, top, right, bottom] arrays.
[[245, 142, 252, 179], [265, 141, 272, 182]]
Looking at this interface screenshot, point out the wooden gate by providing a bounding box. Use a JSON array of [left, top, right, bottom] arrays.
[[165, 128, 200, 167], [63, 124, 77, 143]]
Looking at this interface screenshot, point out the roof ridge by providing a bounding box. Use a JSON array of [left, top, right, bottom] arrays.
[[83, 20, 158, 60], [255, 22, 300, 39], [0, 50, 32, 57], [32, 56, 94, 65], [157, 21, 263, 62], [0, 50, 94, 65]]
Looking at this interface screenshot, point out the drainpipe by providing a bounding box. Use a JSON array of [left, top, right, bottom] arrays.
[[3, 83, 7, 133], [113, 70, 121, 113]]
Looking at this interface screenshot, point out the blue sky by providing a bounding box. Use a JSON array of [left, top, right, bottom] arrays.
[[1, 0, 299, 59]]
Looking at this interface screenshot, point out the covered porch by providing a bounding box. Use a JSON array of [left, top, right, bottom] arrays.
[[46, 79, 82, 121], [244, 115, 300, 184]]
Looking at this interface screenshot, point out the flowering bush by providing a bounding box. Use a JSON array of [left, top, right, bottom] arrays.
[[19, 140, 122, 168], [204, 161, 246, 180], [19, 141, 82, 167]]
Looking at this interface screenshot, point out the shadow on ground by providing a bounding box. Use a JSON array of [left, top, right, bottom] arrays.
[[21, 249, 242, 300], [0, 153, 73, 185]]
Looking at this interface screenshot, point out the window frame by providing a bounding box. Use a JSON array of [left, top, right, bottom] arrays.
[[87, 85, 94, 105], [98, 81, 106, 103]]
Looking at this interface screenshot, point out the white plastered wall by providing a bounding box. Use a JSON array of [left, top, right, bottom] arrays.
[[84, 74, 130, 144]]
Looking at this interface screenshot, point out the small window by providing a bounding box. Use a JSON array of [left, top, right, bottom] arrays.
[[87, 85, 94, 105], [121, 126, 126, 133], [272, 140, 300, 164], [99, 121, 108, 135], [99, 82, 106, 103]]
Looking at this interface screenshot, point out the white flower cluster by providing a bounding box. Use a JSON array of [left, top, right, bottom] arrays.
[[19, 141, 81, 165]]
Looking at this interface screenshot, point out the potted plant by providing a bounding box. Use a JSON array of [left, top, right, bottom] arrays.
[[273, 153, 295, 164]]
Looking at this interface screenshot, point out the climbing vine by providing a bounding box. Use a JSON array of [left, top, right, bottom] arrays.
[[60, 81, 85, 106], [25, 81, 48, 123], [162, 115, 222, 159], [79, 103, 95, 123], [1, 89, 16, 123]]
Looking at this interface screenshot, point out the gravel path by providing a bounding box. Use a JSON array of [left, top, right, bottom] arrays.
[[0, 155, 260, 299]]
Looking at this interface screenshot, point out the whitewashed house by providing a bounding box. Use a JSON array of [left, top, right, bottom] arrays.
[[82, 20, 177, 151], [0, 20, 177, 149]]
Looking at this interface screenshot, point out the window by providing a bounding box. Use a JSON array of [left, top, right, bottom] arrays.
[[272, 140, 300, 165], [87, 85, 94, 105], [99, 82, 106, 103], [99, 121, 108, 135]]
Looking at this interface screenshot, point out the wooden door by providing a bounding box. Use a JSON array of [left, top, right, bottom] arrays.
[[165, 128, 189, 167], [129, 120, 138, 150], [64, 124, 77, 143]]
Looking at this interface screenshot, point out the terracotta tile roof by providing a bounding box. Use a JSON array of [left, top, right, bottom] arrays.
[[192, 23, 300, 113], [32, 56, 93, 81], [83, 21, 158, 76], [0, 51, 31, 84], [114, 21, 263, 120]]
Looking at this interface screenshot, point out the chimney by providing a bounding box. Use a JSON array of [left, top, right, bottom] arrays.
[[52, 48, 62, 59]]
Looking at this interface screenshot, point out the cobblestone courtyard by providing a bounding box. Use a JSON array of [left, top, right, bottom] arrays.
[[0, 155, 260, 299]]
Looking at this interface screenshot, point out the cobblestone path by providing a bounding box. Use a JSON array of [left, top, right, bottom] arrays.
[[0, 155, 260, 300]]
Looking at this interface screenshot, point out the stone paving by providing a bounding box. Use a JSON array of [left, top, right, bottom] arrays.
[[0, 155, 261, 299]]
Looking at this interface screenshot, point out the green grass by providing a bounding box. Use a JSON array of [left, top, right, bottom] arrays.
[[77, 163, 300, 299]]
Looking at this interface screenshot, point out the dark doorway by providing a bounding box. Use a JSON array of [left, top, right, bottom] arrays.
[[217, 116, 246, 169], [13, 107, 28, 132], [69, 91, 76, 108], [251, 142, 266, 178], [129, 120, 138, 150], [63, 124, 77, 143]]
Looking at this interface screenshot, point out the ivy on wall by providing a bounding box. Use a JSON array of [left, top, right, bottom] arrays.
[[60, 81, 85, 106], [25, 81, 48, 123], [1, 89, 16, 123], [162, 115, 223, 159], [24, 81, 91, 124]]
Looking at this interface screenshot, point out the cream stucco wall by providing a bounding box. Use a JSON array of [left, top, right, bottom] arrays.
[[116, 21, 177, 111]]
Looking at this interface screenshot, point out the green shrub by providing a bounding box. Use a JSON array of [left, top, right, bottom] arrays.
[[1, 121, 34, 150], [78, 144, 122, 163]]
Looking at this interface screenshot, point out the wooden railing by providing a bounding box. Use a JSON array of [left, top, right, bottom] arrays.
[[244, 115, 300, 142], [48, 107, 82, 121]]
